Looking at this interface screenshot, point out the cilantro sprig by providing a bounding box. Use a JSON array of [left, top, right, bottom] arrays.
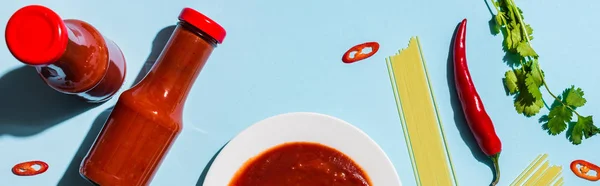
[[488, 0, 599, 145]]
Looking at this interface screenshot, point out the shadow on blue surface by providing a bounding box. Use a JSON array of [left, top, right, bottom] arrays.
[[195, 143, 227, 186], [0, 66, 98, 137], [57, 106, 112, 186], [445, 20, 496, 176], [56, 25, 177, 186]]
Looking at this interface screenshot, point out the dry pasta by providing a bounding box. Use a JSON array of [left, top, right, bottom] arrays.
[[386, 36, 458, 185], [510, 154, 563, 186]]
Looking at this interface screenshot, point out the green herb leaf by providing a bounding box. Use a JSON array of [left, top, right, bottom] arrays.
[[512, 67, 542, 117], [504, 34, 514, 50], [570, 115, 596, 145], [517, 7, 524, 16], [525, 73, 542, 99], [489, 18, 501, 35], [565, 86, 586, 108], [504, 70, 518, 95], [582, 116, 598, 139], [514, 92, 543, 117], [524, 24, 534, 40], [516, 42, 538, 58], [544, 105, 572, 135], [495, 13, 505, 27], [490, 0, 597, 145], [529, 59, 543, 85], [509, 27, 522, 49], [529, 99, 544, 117]]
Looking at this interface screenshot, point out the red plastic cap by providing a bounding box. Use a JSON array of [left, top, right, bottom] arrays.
[[178, 8, 226, 44], [5, 5, 68, 65]]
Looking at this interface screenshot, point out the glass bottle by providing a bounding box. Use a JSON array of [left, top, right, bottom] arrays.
[[79, 7, 226, 185], [5, 5, 127, 103]]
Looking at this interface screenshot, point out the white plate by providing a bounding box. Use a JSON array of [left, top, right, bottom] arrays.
[[202, 112, 402, 186]]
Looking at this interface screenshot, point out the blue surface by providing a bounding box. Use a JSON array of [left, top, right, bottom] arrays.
[[1, 0, 599, 185]]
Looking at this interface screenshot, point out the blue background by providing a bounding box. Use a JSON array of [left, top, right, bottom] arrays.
[[1, 0, 599, 185]]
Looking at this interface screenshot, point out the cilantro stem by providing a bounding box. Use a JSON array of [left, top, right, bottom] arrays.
[[540, 75, 582, 117], [508, 0, 528, 42], [491, 0, 501, 15], [505, 0, 582, 117]]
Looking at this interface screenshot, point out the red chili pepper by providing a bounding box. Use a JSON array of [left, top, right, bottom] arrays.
[[453, 18, 503, 186], [341, 42, 380, 63], [12, 160, 49, 176], [571, 160, 600, 181]]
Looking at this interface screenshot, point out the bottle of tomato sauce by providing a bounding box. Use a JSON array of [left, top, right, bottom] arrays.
[[79, 7, 226, 185], [5, 5, 126, 103]]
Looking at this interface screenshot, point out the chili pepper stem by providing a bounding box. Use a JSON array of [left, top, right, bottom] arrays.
[[490, 153, 501, 186]]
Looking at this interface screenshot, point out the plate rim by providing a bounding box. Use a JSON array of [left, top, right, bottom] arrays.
[[202, 112, 401, 186]]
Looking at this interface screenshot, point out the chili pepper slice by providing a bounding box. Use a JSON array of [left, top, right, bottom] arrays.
[[341, 42, 380, 63], [452, 18, 503, 186], [571, 160, 600, 181], [12, 160, 49, 176]]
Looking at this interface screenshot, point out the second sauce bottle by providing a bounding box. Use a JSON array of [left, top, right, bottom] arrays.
[[79, 7, 226, 185]]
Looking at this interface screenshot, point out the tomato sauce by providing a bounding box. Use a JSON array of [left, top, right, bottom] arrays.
[[230, 142, 372, 186]]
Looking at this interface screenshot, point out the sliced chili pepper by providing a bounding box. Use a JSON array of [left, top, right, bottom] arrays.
[[12, 160, 49, 176], [452, 18, 503, 186], [571, 160, 600, 181], [341, 42, 380, 63]]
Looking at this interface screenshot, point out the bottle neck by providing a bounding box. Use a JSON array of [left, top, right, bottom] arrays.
[[132, 22, 217, 113]]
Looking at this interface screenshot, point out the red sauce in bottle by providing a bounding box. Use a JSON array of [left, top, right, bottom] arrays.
[[5, 5, 126, 103], [79, 8, 226, 185]]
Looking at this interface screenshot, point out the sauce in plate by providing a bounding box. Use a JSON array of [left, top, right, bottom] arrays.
[[229, 142, 372, 186]]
